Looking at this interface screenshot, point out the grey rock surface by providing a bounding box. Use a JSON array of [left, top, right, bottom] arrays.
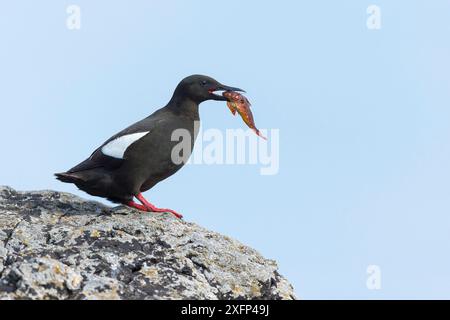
[[0, 186, 295, 300]]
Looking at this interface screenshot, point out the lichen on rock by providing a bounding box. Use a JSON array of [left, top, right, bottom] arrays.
[[0, 186, 295, 300]]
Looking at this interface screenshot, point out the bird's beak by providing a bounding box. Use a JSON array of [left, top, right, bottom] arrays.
[[209, 84, 246, 101]]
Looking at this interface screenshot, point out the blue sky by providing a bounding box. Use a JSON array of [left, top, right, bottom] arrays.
[[1, 1, 450, 299]]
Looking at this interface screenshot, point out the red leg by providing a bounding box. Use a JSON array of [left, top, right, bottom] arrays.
[[136, 193, 183, 219], [125, 200, 149, 212]]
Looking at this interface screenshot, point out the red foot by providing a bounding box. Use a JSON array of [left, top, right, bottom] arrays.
[[126, 201, 149, 212], [136, 193, 183, 219]]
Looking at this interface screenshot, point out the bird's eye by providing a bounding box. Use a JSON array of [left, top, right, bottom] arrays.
[[200, 80, 207, 86]]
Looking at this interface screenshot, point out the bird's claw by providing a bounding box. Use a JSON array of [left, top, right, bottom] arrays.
[[125, 200, 183, 219]]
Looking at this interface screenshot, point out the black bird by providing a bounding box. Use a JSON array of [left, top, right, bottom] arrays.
[[55, 75, 244, 218]]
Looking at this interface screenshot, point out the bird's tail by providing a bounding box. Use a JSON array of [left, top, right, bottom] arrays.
[[54, 172, 84, 184]]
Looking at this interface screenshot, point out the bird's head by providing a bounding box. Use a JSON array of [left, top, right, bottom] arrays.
[[173, 75, 245, 103]]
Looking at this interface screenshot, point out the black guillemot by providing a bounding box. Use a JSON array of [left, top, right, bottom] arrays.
[[55, 75, 244, 219]]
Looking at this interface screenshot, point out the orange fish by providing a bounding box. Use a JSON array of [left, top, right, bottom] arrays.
[[223, 91, 267, 140]]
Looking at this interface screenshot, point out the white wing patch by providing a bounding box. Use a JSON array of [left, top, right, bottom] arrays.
[[101, 131, 149, 159]]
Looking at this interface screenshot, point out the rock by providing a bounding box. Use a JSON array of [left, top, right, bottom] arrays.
[[0, 186, 295, 300]]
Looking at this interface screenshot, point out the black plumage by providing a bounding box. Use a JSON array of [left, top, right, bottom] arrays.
[[55, 75, 244, 218]]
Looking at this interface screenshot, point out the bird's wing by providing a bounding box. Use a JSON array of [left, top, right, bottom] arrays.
[[67, 149, 123, 173], [67, 116, 163, 173]]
